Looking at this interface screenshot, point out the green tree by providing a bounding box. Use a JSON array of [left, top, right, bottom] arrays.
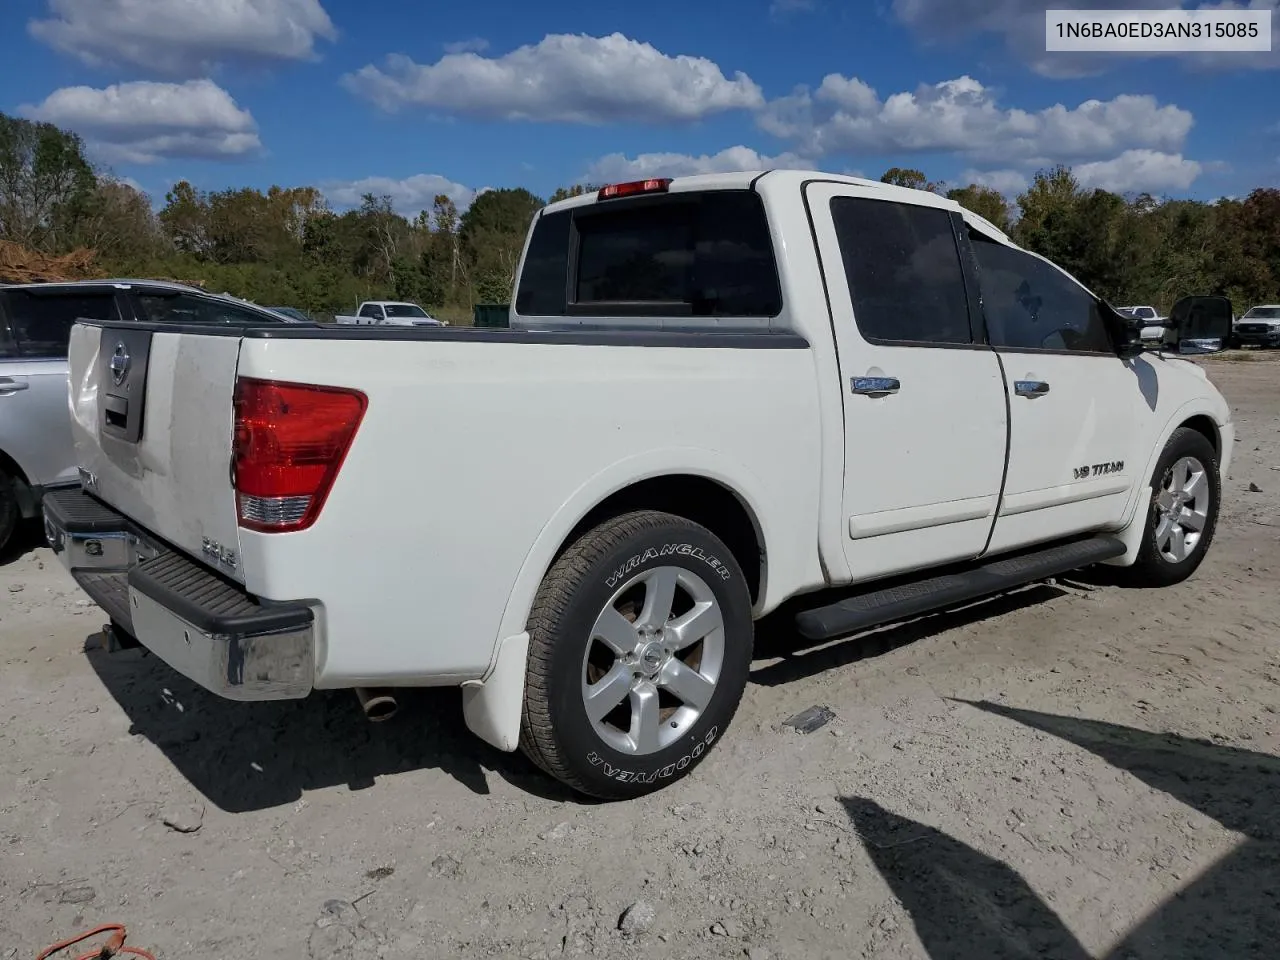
[[880, 167, 943, 193], [0, 111, 97, 251], [946, 184, 1011, 233], [159, 181, 211, 257], [547, 183, 599, 202], [75, 178, 163, 267], [460, 188, 543, 305], [1012, 165, 1082, 264]]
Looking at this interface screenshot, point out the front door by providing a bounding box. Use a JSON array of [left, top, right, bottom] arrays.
[[806, 184, 1009, 583], [966, 232, 1139, 553]]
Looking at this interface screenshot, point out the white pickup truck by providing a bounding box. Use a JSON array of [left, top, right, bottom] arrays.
[[333, 300, 443, 326], [45, 171, 1234, 800]]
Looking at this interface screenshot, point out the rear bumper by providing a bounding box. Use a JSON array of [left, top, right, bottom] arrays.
[[43, 487, 315, 701]]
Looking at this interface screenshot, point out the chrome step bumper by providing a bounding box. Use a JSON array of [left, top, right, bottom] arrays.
[[43, 487, 316, 701]]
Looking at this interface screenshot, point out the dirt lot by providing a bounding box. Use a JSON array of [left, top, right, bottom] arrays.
[[2, 357, 1278, 960]]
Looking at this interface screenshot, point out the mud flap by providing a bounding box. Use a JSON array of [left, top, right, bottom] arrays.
[[461, 631, 530, 751]]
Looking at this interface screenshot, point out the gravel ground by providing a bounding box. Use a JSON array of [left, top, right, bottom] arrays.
[[2, 357, 1278, 960]]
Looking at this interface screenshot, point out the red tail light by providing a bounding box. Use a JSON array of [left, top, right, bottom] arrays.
[[597, 178, 672, 200], [232, 378, 367, 533]]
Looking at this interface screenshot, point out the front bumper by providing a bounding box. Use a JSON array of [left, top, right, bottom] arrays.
[[43, 487, 315, 701], [1233, 328, 1280, 346]]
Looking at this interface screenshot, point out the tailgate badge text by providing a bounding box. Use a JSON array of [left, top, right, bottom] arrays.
[[202, 537, 239, 572]]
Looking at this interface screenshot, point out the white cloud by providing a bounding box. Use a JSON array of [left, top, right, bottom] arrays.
[[758, 74, 1193, 165], [587, 145, 813, 181], [29, 0, 337, 77], [959, 150, 1204, 197], [20, 79, 261, 164], [322, 174, 479, 216], [890, 0, 1280, 77], [957, 168, 1031, 196], [342, 32, 764, 123], [443, 38, 489, 55], [1074, 150, 1204, 193]]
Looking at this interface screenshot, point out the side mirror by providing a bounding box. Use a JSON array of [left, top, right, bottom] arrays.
[[1169, 295, 1232, 355], [1101, 301, 1145, 359]]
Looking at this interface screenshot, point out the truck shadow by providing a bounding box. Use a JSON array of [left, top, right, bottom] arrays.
[[82, 631, 578, 813], [841, 703, 1279, 959], [0, 517, 47, 565], [748, 583, 1068, 687]]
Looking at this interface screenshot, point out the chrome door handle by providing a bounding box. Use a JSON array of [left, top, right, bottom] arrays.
[[1014, 380, 1050, 398], [851, 376, 900, 396], [0, 378, 30, 395]]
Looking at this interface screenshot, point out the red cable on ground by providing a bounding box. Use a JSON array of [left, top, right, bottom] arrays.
[[36, 923, 156, 960]]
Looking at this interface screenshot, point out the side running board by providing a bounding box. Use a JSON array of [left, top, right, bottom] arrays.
[[794, 535, 1125, 641]]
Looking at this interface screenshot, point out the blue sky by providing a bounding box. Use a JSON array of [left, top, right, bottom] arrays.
[[3, 0, 1278, 215]]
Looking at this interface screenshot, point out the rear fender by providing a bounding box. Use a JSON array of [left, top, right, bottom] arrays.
[[462, 448, 778, 752]]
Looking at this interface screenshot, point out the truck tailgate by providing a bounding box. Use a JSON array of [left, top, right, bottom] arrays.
[[67, 322, 246, 583]]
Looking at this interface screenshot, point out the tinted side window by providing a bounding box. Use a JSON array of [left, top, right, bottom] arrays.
[[971, 237, 1112, 353], [573, 192, 781, 316], [830, 197, 972, 345], [5, 291, 120, 359], [0, 296, 16, 359], [515, 210, 570, 316], [359, 303, 381, 318], [138, 293, 280, 326]]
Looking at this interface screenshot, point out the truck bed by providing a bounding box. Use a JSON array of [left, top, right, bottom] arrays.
[[65, 318, 824, 688]]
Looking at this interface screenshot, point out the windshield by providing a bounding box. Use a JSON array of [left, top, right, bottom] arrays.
[[383, 303, 430, 318], [1243, 307, 1280, 320], [137, 292, 285, 326], [266, 306, 312, 322]]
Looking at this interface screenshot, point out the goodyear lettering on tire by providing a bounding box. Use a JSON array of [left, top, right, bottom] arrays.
[[585, 726, 720, 783]]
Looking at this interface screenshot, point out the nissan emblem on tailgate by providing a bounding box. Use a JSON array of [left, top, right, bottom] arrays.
[[110, 342, 130, 385]]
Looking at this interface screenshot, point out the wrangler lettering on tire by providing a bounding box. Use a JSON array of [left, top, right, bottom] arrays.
[[519, 511, 753, 800]]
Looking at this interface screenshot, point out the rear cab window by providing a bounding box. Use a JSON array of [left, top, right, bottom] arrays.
[[0, 289, 121, 359], [515, 190, 782, 320]]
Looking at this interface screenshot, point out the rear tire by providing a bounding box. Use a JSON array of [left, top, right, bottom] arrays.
[[519, 510, 753, 800], [1115, 427, 1220, 587], [0, 468, 19, 555]]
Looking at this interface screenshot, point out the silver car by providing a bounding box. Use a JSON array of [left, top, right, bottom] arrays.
[[0, 280, 303, 552]]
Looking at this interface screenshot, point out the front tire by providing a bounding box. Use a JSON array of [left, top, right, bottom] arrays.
[[519, 510, 753, 800], [1117, 427, 1220, 587]]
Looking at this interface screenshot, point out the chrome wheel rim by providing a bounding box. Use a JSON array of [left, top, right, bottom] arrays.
[[1153, 455, 1210, 563], [580, 565, 725, 756]]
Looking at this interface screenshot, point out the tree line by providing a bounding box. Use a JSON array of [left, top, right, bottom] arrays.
[[3, 111, 1278, 321]]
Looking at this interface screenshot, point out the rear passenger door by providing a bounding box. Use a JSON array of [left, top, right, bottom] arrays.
[[805, 185, 1010, 583], [967, 231, 1139, 553], [0, 289, 123, 487]]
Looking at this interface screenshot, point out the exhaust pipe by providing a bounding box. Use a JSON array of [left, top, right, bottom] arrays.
[[355, 687, 398, 722]]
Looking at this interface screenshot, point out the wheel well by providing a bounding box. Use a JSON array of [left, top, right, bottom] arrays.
[[561, 475, 765, 603], [0, 449, 35, 516], [1180, 415, 1220, 456]]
